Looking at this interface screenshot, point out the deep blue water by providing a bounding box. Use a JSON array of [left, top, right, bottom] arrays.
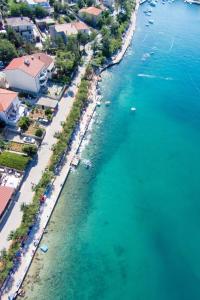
[[23, 1, 200, 299]]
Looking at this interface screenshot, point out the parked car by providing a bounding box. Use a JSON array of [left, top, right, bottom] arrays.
[[23, 136, 36, 144], [38, 118, 49, 125]]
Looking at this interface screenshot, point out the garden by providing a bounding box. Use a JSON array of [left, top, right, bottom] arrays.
[[0, 151, 30, 171]]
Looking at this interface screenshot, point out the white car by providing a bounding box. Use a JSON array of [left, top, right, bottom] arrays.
[[23, 136, 36, 144]]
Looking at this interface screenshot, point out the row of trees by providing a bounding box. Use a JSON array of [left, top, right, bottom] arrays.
[[92, 0, 136, 64], [10, 2, 48, 19], [0, 25, 37, 64]]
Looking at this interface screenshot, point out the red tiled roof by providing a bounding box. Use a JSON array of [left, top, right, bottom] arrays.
[[32, 53, 54, 68], [0, 186, 14, 217], [72, 21, 89, 31], [5, 55, 45, 77], [79, 6, 103, 16], [0, 89, 18, 112]]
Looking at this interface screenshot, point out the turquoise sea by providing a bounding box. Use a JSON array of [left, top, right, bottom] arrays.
[[23, 1, 200, 299]]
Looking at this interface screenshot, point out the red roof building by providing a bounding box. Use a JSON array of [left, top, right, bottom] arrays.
[[0, 186, 14, 218], [4, 53, 54, 94], [79, 7, 103, 25], [0, 89, 18, 113]]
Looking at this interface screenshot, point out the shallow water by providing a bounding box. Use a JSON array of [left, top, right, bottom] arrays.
[[23, 1, 200, 299]]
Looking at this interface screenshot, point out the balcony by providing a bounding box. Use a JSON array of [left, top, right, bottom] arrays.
[[39, 70, 48, 81]]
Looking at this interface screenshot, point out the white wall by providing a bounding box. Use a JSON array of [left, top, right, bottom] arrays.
[[0, 95, 20, 125], [4, 69, 39, 94]]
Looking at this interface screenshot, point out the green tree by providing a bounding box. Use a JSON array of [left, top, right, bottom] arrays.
[[35, 128, 44, 137], [77, 31, 89, 45], [22, 144, 37, 157], [7, 26, 24, 48], [18, 116, 30, 131], [56, 50, 78, 80], [34, 5, 48, 18], [0, 39, 17, 63], [10, 3, 33, 17]]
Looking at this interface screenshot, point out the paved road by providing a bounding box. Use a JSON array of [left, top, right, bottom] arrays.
[[0, 50, 92, 251]]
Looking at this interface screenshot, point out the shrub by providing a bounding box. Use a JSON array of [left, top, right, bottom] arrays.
[[35, 128, 44, 137], [18, 116, 31, 131], [22, 145, 37, 157]]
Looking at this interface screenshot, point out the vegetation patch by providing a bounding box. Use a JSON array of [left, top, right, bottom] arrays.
[[0, 151, 30, 170], [8, 142, 24, 153]]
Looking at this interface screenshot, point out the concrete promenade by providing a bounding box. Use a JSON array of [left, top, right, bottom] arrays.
[[0, 50, 92, 252], [2, 77, 98, 299]]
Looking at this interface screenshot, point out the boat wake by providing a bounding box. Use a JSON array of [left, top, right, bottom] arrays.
[[137, 74, 173, 80]]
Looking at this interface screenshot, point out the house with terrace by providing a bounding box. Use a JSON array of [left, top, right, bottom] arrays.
[[4, 17, 38, 42], [49, 21, 90, 43], [78, 7, 103, 25], [0, 89, 25, 126], [4, 53, 54, 94]]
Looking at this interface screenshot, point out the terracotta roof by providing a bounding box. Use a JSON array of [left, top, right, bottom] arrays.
[[5, 17, 33, 27], [5, 55, 46, 77], [32, 53, 54, 68], [0, 186, 14, 217], [54, 23, 77, 35], [73, 21, 89, 31], [79, 6, 103, 16], [0, 89, 18, 112], [54, 22, 89, 35]]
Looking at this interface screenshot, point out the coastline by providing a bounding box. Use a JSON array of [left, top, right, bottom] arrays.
[[1, 2, 139, 299]]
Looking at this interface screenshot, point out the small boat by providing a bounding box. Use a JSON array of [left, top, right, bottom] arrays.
[[150, 1, 156, 6], [148, 19, 154, 24], [131, 107, 136, 112], [40, 245, 48, 253], [97, 101, 101, 107], [105, 101, 111, 106]]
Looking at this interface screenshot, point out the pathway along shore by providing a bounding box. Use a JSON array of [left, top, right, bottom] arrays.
[[1, 2, 139, 298]]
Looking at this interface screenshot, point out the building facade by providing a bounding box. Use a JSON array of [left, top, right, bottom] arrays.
[[4, 53, 54, 94], [0, 89, 21, 125]]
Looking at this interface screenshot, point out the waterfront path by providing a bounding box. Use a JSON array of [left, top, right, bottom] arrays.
[[0, 50, 92, 252], [2, 76, 98, 300]]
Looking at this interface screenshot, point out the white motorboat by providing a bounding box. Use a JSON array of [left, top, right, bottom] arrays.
[[105, 101, 111, 106], [131, 107, 136, 112], [149, 19, 154, 24]]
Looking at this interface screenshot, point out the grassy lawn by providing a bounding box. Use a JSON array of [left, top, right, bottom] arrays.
[[0, 151, 30, 171]]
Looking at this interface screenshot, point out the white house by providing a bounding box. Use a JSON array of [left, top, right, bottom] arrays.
[[0, 89, 22, 125], [4, 53, 54, 94], [5, 17, 36, 42]]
